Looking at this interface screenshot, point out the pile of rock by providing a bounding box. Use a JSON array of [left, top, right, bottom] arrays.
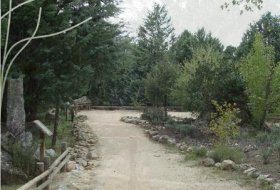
[[201, 157, 279, 189], [120, 116, 150, 128], [67, 115, 99, 172]]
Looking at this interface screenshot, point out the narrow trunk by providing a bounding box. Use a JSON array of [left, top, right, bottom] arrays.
[[260, 69, 273, 129], [52, 105, 59, 148], [163, 96, 167, 118]]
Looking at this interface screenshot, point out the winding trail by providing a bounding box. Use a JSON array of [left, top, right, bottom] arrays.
[[53, 110, 253, 190]]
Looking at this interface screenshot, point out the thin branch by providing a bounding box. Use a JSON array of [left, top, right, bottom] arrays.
[[1, 8, 42, 105], [3, 0, 12, 74], [3, 17, 92, 65], [1, 0, 35, 19]]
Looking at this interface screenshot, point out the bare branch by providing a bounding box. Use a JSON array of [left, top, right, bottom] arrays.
[[1, 0, 35, 19]]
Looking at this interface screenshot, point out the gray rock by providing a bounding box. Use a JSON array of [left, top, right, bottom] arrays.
[[1, 150, 12, 163], [243, 144, 257, 152], [158, 135, 169, 143], [77, 158, 88, 167], [202, 158, 215, 167], [148, 130, 158, 137], [187, 147, 193, 153], [244, 167, 256, 174], [1, 132, 16, 151], [152, 135, 160, 141], [238, 164, 251, 171], [87, 151, 98, 160], [46, 149, 57, 157], [257, 174, 271, 181], [66, 161, 77, 172], [273, 183, 280, 190], [167, 138, 176, 145], [19, 132, 33, 149], [7, 78, 25, 137], [214, 162, 221, 168], [221, 160, 235, 170]]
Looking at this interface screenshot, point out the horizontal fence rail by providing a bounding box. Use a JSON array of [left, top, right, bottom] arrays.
[[18, 143, 70, 190]]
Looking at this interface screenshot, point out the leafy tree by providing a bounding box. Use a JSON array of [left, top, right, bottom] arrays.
[[240, 33, 280, 129], [237, 12, 280, 62], [173, 46, 246, 117], [221, 0, 263, 14], [170, 28, 224, 65], [144, 61, 178, 116]]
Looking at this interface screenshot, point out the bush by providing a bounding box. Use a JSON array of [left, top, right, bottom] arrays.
[[209, 101, 241, 144], [141, 108, 167, 125], [256, 127, 280, 164], [185, 146, 207, 160], [194, 147, 207, 157], [11, 142, 37, 175], [209, 145, 245, 164]]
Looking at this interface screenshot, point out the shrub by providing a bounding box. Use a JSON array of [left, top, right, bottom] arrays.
[[11, 142, 37, 175], [209, 145, 245, 164], [141, 108, 167, 125], [256, 127, 280, 164], [209, 101, 241, 144], [193, 147, 207, 157]]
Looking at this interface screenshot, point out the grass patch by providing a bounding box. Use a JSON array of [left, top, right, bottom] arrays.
[[1, 185, 22, 190], [209, 145, 245, 164], [185, 146, 207, 161]]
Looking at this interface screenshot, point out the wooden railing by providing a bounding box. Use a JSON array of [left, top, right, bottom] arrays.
[[17, 142, 70, 190], [267, 114, 280, 122]]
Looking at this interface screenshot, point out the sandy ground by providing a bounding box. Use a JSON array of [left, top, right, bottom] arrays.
[[52, 110, 253, 190]]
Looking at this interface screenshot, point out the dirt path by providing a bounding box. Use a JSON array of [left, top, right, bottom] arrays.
[[53, 110, 253, 190]]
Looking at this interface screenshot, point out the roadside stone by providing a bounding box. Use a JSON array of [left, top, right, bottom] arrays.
[[257, 174, 271, 181], [238, 164, 251, 171], [187, 147, 193, 153], [77, 158, 88, 167], [158, 135, 169, 143], [148, 130, 158, 137], [244, 167, 256, 174], [152, 135, 160, 141], [87, 151, 98, 160], [221, 160, 235, 170], [202, 158, 215, 167], [214, 162, 221, 169], [273, 183, 280, 190], [46, 149, 57, 158], [66, 161, 77, 172], [167, 138, 176, 145], [243, 144, 257, 153]]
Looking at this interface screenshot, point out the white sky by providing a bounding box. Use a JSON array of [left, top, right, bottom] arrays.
[[117, 0, 280, 47]]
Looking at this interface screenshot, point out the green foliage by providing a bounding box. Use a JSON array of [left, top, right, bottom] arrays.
[[209, 101, 241, 144], [11, 143, 37, 175], [237, 13, 280, 63], [209, 145, 245, 163], [185, 146, 207, 160], [144, 62, 178, 110], [173, 46, 246, 115], [165, 119, 201, 138], [256, 127, 280, 164], [240, 33, 280, 128], [141, 109, 167, 125], [133, 3, 175, 103], [170, 28, 224, 65], [193, 147, 207, 157]]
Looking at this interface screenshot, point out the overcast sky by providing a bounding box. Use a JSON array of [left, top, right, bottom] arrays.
[[116, 0, 280, 47]]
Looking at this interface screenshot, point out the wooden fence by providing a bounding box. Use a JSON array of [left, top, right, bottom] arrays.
[[17, 142, 70, 190]]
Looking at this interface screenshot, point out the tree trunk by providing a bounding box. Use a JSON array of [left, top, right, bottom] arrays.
[[163, 96, 167, 118], [52, 105, 59, 148], [260, 70, 273, 129]]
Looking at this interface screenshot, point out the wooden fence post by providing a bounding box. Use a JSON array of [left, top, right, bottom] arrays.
[[61, 142, 67, 172], [43, 156, 51, 190], [36, 162, 44, 187]]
